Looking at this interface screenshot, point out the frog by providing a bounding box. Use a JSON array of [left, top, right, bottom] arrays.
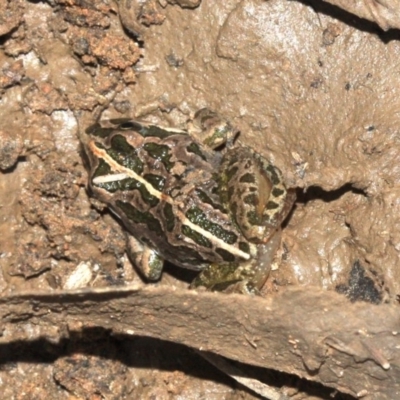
[[81, 109, 295, 294]]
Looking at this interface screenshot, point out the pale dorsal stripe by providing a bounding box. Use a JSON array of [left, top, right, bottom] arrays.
[[90, 142, 250, 260]]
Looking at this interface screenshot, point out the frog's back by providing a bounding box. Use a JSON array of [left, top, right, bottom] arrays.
[[83, 119, 251, 270]]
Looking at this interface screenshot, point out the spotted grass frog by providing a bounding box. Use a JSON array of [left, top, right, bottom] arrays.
[[82, 109, 295, 293]]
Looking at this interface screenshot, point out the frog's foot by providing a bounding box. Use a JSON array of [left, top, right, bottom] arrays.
[[246, 228, 282, 288], [190, 229, 282, 294], [126, 234, 164, 281], [190, 262, 259, 295]]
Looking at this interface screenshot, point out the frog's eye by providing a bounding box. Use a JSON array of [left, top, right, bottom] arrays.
[[108, 119, 143, 131], [119, 121, 142, 130]]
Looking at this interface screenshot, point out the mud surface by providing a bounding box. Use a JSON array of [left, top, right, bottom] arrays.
[[1, 0, 400, 398]]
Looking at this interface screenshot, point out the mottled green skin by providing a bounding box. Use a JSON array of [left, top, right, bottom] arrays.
[[83, 111, 295, 293]]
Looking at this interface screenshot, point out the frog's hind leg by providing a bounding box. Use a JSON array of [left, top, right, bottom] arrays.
[[190, 229, 282, 294], [126, 234, 164, 281], [220, 147, 294, 243], [190, 261, 257, 294]]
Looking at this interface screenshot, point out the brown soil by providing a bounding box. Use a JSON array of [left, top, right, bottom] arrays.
[[1, 0, 400, 399]]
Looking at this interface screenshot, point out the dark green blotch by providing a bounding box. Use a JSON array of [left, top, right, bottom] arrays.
[[143, 142, 174, 172], [116, 200, 162, 234], [266, 165, 280, 185], [215, 248, 236, 262], [136, 182, 159, 207], [246, 210, 262, 225], [239, 241, 250, 254], [244, 193, 258, 206], [239, 173, 256, 183], [187, 142, 207, 161], [93, 158, 112, 180], [107, 135, 143, 174], [182, 225, 212, 248], [266, 201, 280, 210], [144, 174, 166, 191], [163, 203, 175, 232], [186, 207, 238, 244], [272, 187, 285, 197]]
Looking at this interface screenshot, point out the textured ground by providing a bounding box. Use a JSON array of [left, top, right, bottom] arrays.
[[1, 0, 400, 399]]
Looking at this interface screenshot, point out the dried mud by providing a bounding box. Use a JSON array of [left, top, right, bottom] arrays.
[[1, 0, 400, 399]]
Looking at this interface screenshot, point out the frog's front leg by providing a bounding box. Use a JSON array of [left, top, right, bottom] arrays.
[[126, 234, 164, 281], [188, 108, 238, 149], [190, 229, 282, 294]]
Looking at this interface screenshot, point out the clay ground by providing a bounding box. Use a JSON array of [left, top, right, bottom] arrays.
[[1, 0, 400, 399]]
